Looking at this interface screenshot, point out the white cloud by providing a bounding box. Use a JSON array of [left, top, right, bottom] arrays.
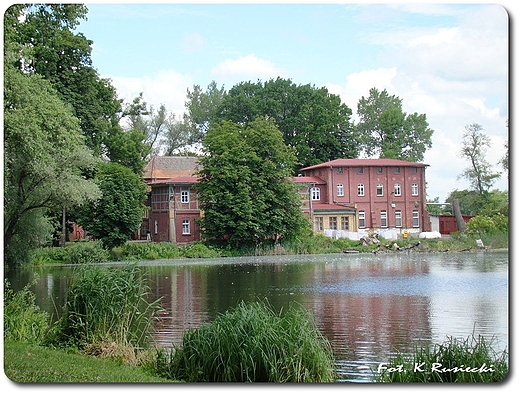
[[106, 69, 193, 117], [211, 54, 286, 82], [181, 33, 206, 53]]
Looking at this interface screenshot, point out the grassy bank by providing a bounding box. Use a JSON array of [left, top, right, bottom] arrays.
[[28, 230, 508, 266], [3, 340, 171, 383]]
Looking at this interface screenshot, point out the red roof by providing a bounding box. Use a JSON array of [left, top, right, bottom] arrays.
[[301, 158, 428, 171], [149, 176, 199, 185], [311, 203, 356, 211], [291, 176, 326, 185]]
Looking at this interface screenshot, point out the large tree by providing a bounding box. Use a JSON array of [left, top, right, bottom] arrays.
[[215, 77, 358, 168], [76, 162, 148, 249], [356, 88, 433, 162], [196, 118, 308, 247], [459, 123, 501, 195], [4, 66, 100, 267]]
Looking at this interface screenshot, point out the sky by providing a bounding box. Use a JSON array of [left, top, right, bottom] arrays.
[[74, 1, 510, 202]]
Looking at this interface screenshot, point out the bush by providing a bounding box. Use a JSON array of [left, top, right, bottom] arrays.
[[374, 334, 508, 383], [65, 241, 109, 264], [120, 242, 183, 260], [181, 242, 221, 258], [4, 279, 50, 343], [49, 264, 162, 350], [30, 247, 68, 265], [157, 300, 336, 382]]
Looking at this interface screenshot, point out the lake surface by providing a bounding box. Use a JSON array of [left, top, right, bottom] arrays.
[[6, 250, 509, 382]]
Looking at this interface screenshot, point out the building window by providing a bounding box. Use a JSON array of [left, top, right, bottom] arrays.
[[311, 187, 320, 201], [337, 167, 343, 174], [376, 183, 384, 196], [182, 219, 190, 234], [337, 183, 344, 197], [395, 167, 401, 174], [181, 189, 190, 204], [329, 216, 337, 230], [394, 183, 401, 196], [411, 183, 419, 196], [341, 216, 349, 231], [381, 210, 387, 228], [377, 167, 383, 174], [412, 210, 420, 227], [315, 216, 323, 231], [357, 167, 363, 174], [358, 183, 365, 196], [412, 167, 418, 173], [395, 211, 402, 227], [359, 211, 366, 228]]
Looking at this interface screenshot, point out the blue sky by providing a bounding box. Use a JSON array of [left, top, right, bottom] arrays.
[[76, 1, 510, 201]]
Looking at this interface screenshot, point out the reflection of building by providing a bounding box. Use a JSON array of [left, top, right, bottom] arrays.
[[142, 157, 430, 244]]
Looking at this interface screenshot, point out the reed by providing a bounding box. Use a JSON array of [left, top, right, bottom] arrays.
[[157, 300, 337, 382], [374, 334, 508, 383], [49, 264, 162, 352]]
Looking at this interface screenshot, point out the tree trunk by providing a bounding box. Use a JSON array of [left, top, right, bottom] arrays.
[[60, 206, 66, 248], [453, 199, 466, 233]]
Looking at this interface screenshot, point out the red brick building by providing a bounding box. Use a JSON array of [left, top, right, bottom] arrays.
[[142, 156, 431, 243], [298, 158, 431, 236]]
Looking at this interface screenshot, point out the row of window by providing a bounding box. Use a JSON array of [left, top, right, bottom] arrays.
[[333, 166, 419, 175], [153, 219, 192, 235], [315, 216, 350, 231], [311, 183, 419, 200], [358, 210, 420, 228]]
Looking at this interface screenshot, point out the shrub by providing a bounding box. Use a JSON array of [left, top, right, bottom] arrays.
[[49, 264, 162, 350], [158, 300, 336, 382], [466, 216, 497, 237], [374, 334, 508, 383], [4, 279, 50, 343], [181, 242, 221, 258], [29, 247, 68, 265], [120, 242, 183, 260], [65, 241, 109, 264]]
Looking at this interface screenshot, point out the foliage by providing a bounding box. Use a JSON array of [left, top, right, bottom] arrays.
[[374, 334, 508, 382], [196, 118, 309, 248], [65, 241, 110, 264], [49, 264, 162, 350], [29, 246, 69, 266], [77, 162, 148, 249], [4, 280, 50, 343], [181, 242, 221, 258], [119, 242, 183, 260], [459, 124, 501, 195], [3, 64, 100, 268], [216, 77, 358, 168], [466, 214, 508, 238], [157, 300, 336, 382], [356, 87, 433, 161]]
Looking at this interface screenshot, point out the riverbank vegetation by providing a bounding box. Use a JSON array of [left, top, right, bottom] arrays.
[[374, 334, 508, 383]]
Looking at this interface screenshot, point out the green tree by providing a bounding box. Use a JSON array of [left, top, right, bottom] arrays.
[[7, 4, 125, 158], [77, 162, 148, 249], [4, 66, 100, 268], [216, 77, 358, 168], [459, 124, 501, 195], [356, 88, 433, 161], [196, 118, 308, 247]]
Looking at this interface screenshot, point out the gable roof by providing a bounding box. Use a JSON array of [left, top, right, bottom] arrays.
[[143, 156, 199, 182], [300, 158, 428, 171]]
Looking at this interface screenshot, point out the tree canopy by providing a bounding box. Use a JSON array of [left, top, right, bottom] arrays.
[[356, 87, 433, 161], [196, 118, 308, 247]]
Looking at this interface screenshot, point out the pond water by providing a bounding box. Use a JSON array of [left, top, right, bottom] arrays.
[[6, 250, 509, 382]]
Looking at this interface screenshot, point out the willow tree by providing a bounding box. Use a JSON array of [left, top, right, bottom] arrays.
[[196, 118, 308, 248]]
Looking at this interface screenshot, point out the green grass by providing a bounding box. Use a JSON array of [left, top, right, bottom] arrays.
[[3, 340, 172, 383], [374, 334, 509, 383], [156, 300, 337, 382]]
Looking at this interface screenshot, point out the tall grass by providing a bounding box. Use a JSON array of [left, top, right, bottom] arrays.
[[156, 300, 336, 382], [49, 264, 163, 353], [4, 279, 50, 343], [374, 334, 508, 383]]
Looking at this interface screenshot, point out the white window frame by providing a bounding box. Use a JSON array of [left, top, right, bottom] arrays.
[[181, 189, 190, 204], [329, 216, 337, 230], [381, 210, 387, 228], [315, 216, 323, 231], [311, 187, 320, 201], [376, 183, 384, 196], [412, 210, 420, 227], [182, 219, 190, 234], [357, 183, 365, 197], [395, 210, 402, 228], [358, 211, 366, 228], [394, 183, 401, 196], [341, 216, 349, 231], [337, 183, 344, 197], [411, 183, 419, 196]]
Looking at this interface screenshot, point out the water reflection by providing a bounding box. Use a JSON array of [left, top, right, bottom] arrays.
[[6, 250, 508, 382]]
